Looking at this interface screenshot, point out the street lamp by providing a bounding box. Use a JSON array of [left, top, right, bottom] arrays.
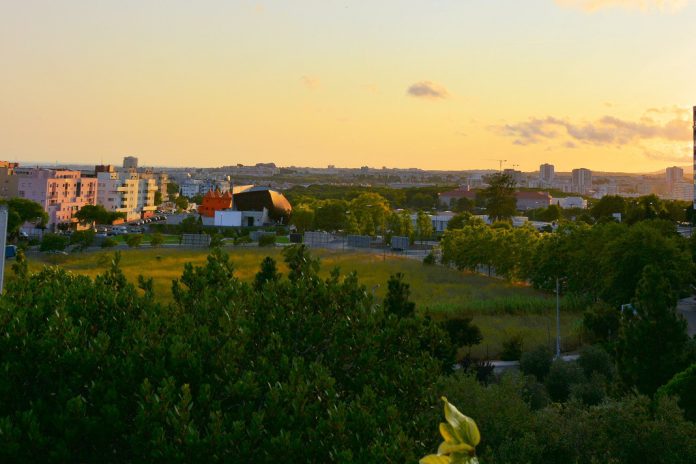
[[555, 277, 561, 359]]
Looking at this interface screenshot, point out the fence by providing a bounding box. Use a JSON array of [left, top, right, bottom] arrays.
[[181, 234, 211, 247]]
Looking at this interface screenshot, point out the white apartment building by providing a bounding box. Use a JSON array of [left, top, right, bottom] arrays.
[[571, 168, 593, 195], [97, 171, 157, 221], [539, 163, 555, 184]]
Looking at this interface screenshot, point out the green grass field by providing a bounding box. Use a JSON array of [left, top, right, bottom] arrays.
[[21, 247, 584, 357]]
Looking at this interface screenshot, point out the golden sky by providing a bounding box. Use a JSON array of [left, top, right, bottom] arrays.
[[1, 0, 695, 172]]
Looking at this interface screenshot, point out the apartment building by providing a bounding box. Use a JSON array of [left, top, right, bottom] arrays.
[[11, 167, 97, 230], [96, 169, 157, 221]]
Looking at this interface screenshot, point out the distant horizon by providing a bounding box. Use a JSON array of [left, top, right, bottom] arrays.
[[2, 1, 695, 172], [9, 158, 693, 177]]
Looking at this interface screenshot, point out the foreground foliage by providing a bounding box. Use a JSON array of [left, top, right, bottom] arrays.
[[1, 247, 695, 463], [0, 248, 450, 462]]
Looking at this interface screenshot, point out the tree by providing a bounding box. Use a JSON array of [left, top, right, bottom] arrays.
[[175, 195, 189, 211], [446, 212, 472, 231], [617, 265, 691, 394], [313, 199, 347, 232], [600, 221, 693, 306], [384, 273, 416, 318], [290, 204, 315, 234], [154, 191, 163, 206], [442, 318, 482, 355], [520, 346, 553, 381], [591, 195, 626, 221], [536, 204, 561, 222], [0, 198, 48, 237], [453, 197, 474, 213], [349, 192, 390, 236], [416, 211, 433, 243], [657, 363, 696, 422], [124, 234, 143, 248], [480, 173, 516, 221], [624, 195, 670, 224], [167, 181, 179, 197], [180, 215, 202, 234], [254, 256, 281, 290], [75, 204, 125, 225]]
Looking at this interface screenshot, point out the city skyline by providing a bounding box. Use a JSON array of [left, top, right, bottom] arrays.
[[2, 1, 696, 171]]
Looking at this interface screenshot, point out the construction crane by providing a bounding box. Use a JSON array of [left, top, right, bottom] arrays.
[[486, 159, 507, 172]]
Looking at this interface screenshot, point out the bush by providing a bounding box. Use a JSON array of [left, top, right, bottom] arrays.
[[545, 359, 584, 402], [423, 252, 436, 265], [124, 234, 143, 248], [150, 233, 164, 248], [577, 345, 614, 381], [520, 345, 553, 381], [101, 237, 117, 248], [69, 229, 95, 250], [657, 362, 696, 422], [521, 375, 551, 410], [500, 333, 524, 361], [39, 233, 68, 252], [570, 373, 607, 406], [258, 234, 276, 247]]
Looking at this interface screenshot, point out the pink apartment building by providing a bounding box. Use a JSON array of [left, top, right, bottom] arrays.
[[14, 168, 97, 230]]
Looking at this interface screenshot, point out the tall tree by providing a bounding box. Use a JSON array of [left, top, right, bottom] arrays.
[[480, 173, 516, 221], [0, 198, 48, 237], [416, 211, 433, 243], [349, 192, 390, 236], [290, 204, 315, 234], [617, 265, 691, 394]]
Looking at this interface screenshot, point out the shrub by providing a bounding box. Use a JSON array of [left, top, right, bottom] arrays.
[[258, 234, 276, 247], [423, 252, 436, 265], [500, 333, 524, 361], [571, 373, 607, 406], [520, 345, 553, 381], [577, 345, 614, 381], [40, 233, 68, 251], [521, 375, 550, 410], [657, 362, 696, 422], [69, 229, 95, 250], [150, 233, 164, 248], [101, 237, 117, 248], [124, 234, 143, 248], [545, 359, 584, 402]]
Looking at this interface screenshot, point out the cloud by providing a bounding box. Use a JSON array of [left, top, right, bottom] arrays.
[[642, 147, 691, 162], [406, 81, 449, 100], [554, 0, 690, 12], [301, 75, 320, 90], [496, 112, 691, 146]]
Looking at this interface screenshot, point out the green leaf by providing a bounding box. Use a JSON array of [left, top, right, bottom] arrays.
[[441, 396, 480, 448], [420, 455, 451, 464]]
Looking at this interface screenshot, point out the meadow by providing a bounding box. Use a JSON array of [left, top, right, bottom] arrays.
[[21, 246, 584, 358]]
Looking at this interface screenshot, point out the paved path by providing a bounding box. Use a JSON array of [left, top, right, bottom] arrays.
[[677, 297, 696, 337]]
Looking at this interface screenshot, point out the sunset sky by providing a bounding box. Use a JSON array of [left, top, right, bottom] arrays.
[[2, 0, 696, 171]]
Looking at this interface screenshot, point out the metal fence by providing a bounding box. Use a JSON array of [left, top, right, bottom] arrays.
[[181, 234, 211, 247]]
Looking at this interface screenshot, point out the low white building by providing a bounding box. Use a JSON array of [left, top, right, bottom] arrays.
[[551, 196, 587, 209]]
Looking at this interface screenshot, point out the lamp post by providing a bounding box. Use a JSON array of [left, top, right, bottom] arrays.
[[0, 205, 7, 295], [555, 277, 561, 359]]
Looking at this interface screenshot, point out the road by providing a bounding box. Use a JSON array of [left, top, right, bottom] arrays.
[[677, 297, 696, 337]]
